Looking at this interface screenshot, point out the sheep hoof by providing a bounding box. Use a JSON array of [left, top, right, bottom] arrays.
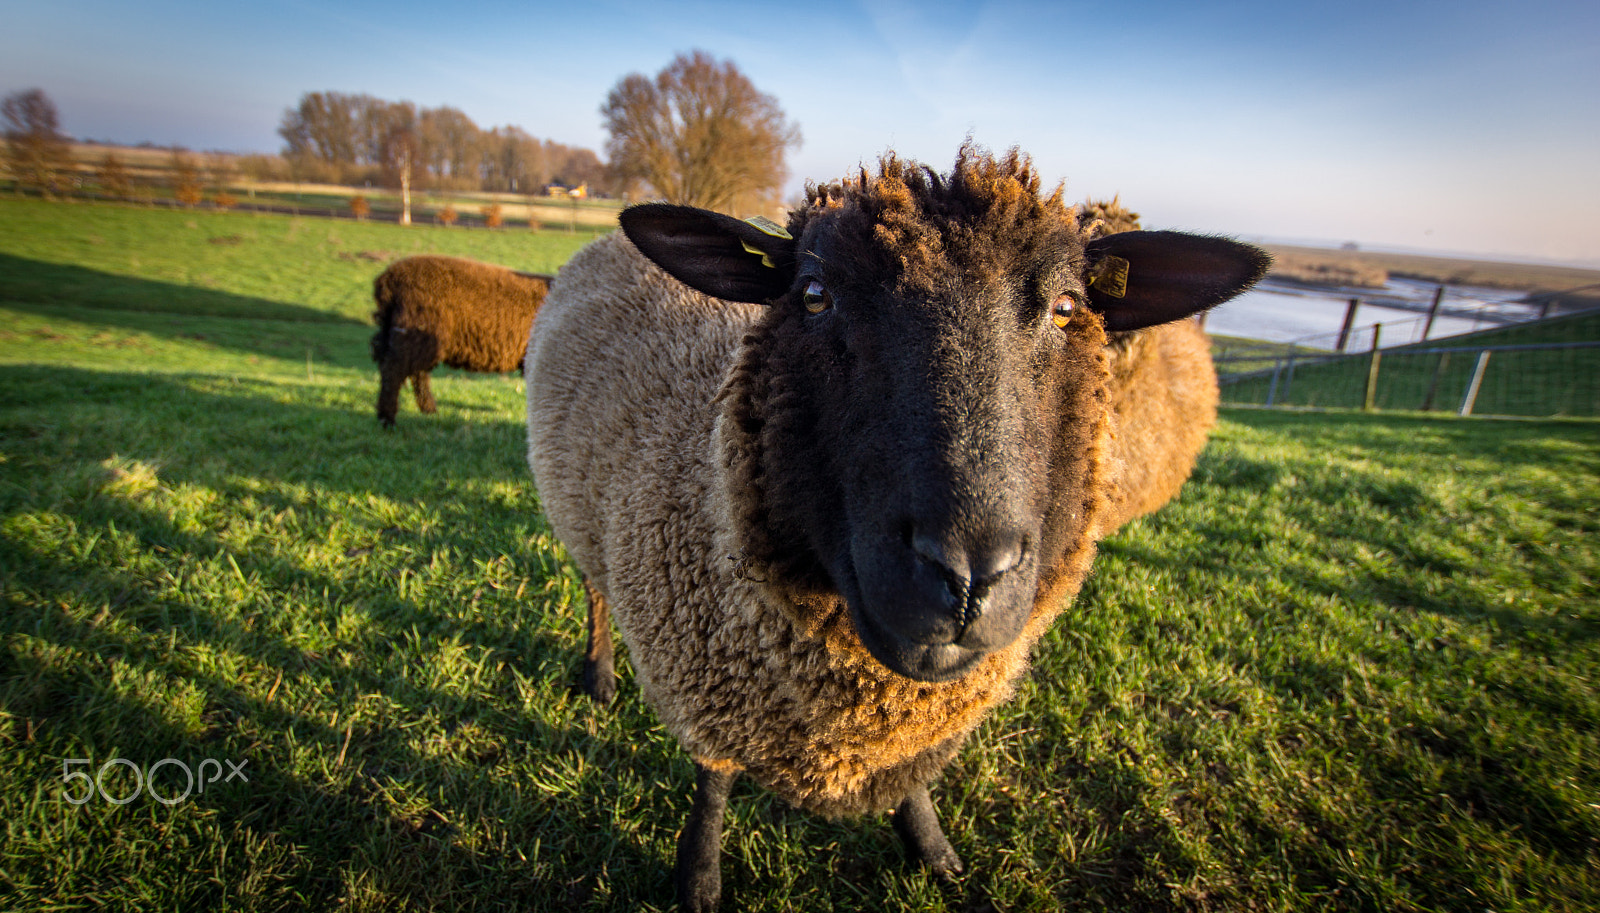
[[676, 763, 736, 912], [582, 658, 617, 706], [893, 786, 965, 880], [676, 863, 721, 913]]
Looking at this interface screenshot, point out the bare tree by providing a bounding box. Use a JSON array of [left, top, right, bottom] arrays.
[[378, 103, 419, 225], [601, 50, 800, 212], [3, 88, 72, 195]]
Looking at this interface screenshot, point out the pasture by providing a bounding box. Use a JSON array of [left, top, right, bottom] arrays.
[[1, 198, 1597, 911]]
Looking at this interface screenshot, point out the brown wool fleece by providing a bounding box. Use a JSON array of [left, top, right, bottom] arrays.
[[370, 255, 551, 374], [526, 154, 1214, 819], [1099, 320, 1220, 532], [527, 239, 1114, 817]]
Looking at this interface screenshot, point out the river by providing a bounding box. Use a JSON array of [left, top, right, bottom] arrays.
[[1203, 276, 1540, 350]]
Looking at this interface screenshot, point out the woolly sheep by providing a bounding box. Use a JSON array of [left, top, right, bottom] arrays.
[[524, 148, 1269, 910], [370, 255, 552, 427]]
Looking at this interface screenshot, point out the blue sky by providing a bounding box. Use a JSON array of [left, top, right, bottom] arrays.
[[3, 0, 1597, 264]]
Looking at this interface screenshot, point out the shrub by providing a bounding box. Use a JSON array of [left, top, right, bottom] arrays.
[[96, 153, 132, 199], [482, 203, 503, 228], [438, 204, 458, 227], [170, 150, 204, 208], [349, 195, 371, 220]]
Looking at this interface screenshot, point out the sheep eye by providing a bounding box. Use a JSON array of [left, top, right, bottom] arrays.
[[1050, 292, 1078, 329], [802, 279, 831, 314]]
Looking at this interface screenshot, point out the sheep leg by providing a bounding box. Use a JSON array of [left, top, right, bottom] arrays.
[[376, 358, 407, 428], [677, 762, 738, 913], [892, 785, 964, 879], [411, 371, 437, 414], [580, 577, 616, 705]]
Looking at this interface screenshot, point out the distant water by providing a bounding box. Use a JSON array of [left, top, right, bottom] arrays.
[[1204, 277, 1539, 349]]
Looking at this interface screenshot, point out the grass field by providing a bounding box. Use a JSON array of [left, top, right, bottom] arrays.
[[2, 199, 1598, 911]]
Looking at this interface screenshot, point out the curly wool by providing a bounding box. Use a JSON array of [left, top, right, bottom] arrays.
[[528, 233, 1080, 816], [526, 150, 1221, 818], [371, 255, 551, 425]]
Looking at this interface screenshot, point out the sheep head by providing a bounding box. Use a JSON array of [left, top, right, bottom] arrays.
[[622, 148, 1268, 683]]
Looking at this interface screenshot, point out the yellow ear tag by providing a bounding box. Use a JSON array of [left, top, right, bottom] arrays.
[[740, 239, 776, 269], [1088, 255, 1130, 298], [742, 215, 792, 239], [740, 216, 791, 269]]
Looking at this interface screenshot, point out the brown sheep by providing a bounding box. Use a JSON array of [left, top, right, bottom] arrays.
[[369, 255, 552, 427], [525, 147, 1269, 910]]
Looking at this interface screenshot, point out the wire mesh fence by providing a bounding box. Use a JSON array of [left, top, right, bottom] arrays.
[[1219, 340, 1600, 417]]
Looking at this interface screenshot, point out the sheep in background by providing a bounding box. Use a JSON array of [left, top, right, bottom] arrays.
[[525, 147, 1269, 911], [369, 255, 552, 427]]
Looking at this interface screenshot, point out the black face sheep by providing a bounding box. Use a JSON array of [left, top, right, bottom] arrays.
[[524, 147, 1269, 910], [369, 255, 552, 427]]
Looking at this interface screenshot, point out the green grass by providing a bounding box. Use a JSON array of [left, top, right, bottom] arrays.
[[2, 199, 1598, 911], [0, 196, 600, 325]]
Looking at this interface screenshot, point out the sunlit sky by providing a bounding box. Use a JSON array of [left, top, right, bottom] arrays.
[[4, 0, 1597, 264]]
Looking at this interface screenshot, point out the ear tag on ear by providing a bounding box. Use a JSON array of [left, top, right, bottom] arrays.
[[742, 215, 792, 239], [740, 239, 776, 269], [1089, 255, 1130, 299], [739, 216, 791, 269]]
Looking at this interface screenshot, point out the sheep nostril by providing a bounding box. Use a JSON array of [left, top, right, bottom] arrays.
[[971, 535, 1026, 588], [909, 529, 1028, 611]]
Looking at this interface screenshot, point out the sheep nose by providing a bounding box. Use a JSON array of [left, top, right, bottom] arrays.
[[911, 530, 1025, 598], [907, 526, 1028, 637]]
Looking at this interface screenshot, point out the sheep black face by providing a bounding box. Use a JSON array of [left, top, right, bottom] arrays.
[[621, 164, 1267, 683]]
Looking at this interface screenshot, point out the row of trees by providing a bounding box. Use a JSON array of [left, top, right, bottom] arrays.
[[9, 50, 803, 219], [277, 92, 609, 196], [278, 51, 802, 216]]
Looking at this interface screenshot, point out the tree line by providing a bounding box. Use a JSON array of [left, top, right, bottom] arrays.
[[8, 50, 803, 218], [278, 91, 609, 195]]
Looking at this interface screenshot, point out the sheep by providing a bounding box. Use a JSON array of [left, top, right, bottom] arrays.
[[369, 255, 552, 427], [524, 147, 1269, 910]]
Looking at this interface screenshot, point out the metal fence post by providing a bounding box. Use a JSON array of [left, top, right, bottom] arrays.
[[1459, 350, 1491, 416], [1266, 358, 1282, 406]]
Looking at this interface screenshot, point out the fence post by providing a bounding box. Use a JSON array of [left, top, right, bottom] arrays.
[[1336, 298, 1360, 352], [1266, 358, 1282, 406], [1422, 285, 1445, 340], [1419, 351, 1451, 412], [1458, 350, 1491, 416], [1363, 324, 1383, 411]]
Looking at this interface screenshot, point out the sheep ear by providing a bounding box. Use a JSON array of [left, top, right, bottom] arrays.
[[620, 203, 797, 304], [1083, 231, 1271, 332]]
